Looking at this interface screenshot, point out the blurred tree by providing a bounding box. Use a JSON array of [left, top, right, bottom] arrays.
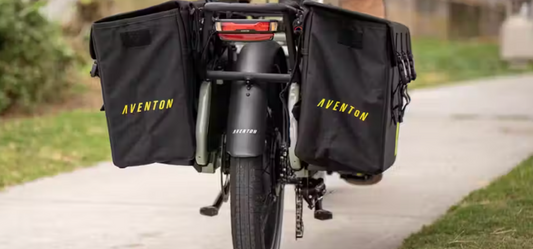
[[510, 0, 530, 14], [0, 0, 77, 115], [64, 0, 115, 38]]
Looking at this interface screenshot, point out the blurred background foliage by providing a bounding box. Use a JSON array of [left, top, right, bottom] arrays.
[[0, 0, 79, 115], [1, 0, 532, 117]]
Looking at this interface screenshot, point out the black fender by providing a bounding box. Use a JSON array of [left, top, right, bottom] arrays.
[[226, 41, 287, 157]]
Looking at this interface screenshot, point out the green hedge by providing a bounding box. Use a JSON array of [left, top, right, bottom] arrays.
[[0, 0, 77, 114]]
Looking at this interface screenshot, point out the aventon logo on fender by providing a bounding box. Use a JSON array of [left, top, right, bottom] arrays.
[[233, 129, 258, 134]]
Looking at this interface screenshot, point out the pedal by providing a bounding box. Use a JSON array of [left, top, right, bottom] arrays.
[[314, 209, 333, 220], [200, 206, 219, 217], [313, 199, 333, 221]]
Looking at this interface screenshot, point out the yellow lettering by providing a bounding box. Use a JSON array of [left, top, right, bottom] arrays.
[[153, 100, 159, 110], [340, 103, 348, 112], [122, 105, 128, 115], [144, 102, 151, 111], [333, 101, 340, 111], [348, 106, 355, 114], [326, 100, 334, 109], [317, 99, 325, 107], [166, 99, 173, 109], [360, 112, 369, 121], [311, 98, 371, 122], [137, 103, 143, 113], [159, 100, 166, 110], [130, 104, 136, 114]]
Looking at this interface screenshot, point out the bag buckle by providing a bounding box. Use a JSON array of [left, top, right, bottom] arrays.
[[90, 61, 99, 78], [402, 52, 412, 83], [408, 52, 417, 81], [396, 53, 409, 84]]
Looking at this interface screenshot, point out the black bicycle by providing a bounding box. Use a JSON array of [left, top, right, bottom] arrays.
[[193, 1, 333, 249], [90, 0, 414, 248]]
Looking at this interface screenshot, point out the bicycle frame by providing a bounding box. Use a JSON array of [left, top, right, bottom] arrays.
[[196, 2, 334, 241], [194, 2, 302, 168], [202, 3, 300, 81]]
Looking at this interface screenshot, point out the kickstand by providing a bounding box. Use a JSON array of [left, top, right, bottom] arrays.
[[200, 175, 230, 217]]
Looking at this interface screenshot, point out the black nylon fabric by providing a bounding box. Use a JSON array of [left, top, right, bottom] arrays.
[[295, 2, 415, 175], [90, 1, 199, 168]]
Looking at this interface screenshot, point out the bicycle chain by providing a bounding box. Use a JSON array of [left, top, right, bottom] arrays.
[[279, 147, 303, 239], [295, 185, 304, 239]]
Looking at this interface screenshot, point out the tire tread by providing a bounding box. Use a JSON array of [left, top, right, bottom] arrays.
[[231, 157, 266, 249]]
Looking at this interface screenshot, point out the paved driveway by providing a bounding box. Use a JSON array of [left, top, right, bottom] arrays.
[[1, 75, 533, 249]]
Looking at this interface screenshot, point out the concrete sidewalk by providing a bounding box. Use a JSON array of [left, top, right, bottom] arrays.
[[1, 75, 533, 249]]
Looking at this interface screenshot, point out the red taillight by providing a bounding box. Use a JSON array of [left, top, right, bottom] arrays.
[[218, 22, 271, 32], [215, 19, 278, 42], [218, 33, 275, 42]]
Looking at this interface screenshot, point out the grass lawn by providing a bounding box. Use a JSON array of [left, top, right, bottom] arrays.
[[0, 110, 110, 189], [401, 155, 533, 249], [411, 38, 533, 89]]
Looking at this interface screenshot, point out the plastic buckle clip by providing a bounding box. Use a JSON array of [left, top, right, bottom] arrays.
[[90, 61, 99, 78], [396, 54, 409, 84], [402, 52, 412, 83], [408, 53, 417, 81]]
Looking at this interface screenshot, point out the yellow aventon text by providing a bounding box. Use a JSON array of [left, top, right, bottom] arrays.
[[122, 99, 174, 115], [316, 98, 369, 121]]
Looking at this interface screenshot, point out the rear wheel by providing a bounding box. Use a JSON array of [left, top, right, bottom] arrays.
[[230, 133, 284, 249]]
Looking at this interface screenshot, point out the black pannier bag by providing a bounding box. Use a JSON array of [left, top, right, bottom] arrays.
[[89, 1, 203, 168], [295, 2, 416, 175]]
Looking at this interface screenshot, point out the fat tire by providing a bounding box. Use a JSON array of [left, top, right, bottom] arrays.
[[230, 157, 283, 249]]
